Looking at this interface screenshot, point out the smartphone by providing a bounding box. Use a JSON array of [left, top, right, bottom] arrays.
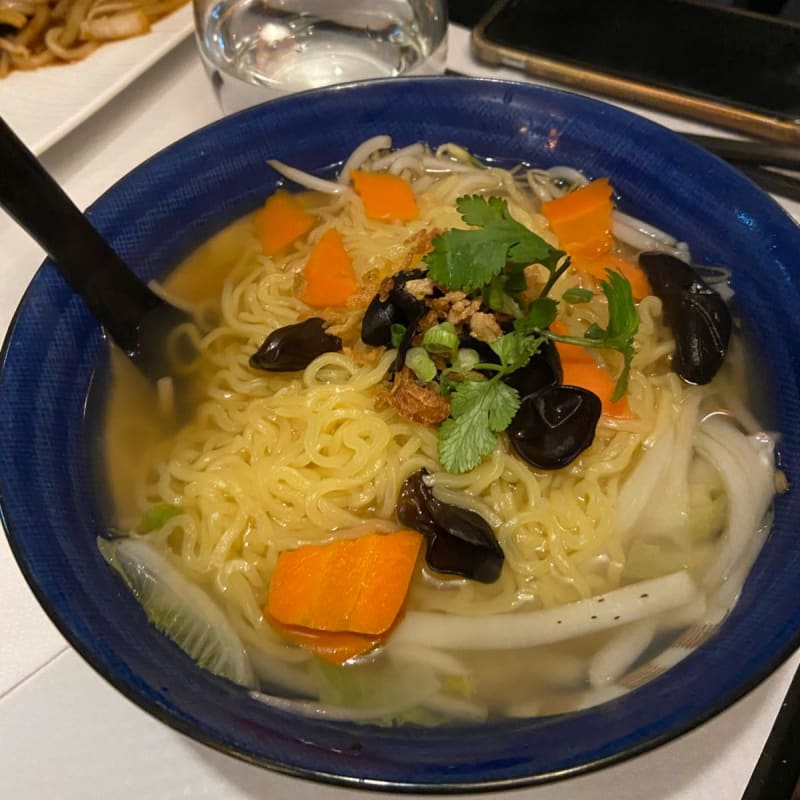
[[472, 0, 800, 143]]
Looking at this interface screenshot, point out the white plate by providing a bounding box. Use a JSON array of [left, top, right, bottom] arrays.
[[1, 5, 195, 155]]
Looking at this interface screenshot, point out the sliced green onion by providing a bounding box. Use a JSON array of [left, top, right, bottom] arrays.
[[406, 347, 437, 383], [390, 323, 407, 348], [422, 322, 459, 357], [453, 348, 480, 371]]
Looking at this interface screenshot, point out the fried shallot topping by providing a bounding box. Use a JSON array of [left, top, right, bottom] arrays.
[[431, 291, 482, 326], [309, 269, 383, 344], [469, 312, 503, 343], [375, 367, 451, 425]]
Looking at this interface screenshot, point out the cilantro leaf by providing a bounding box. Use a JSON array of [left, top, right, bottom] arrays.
[[438, 380, 521, 473], [424, 196, 565, 292], [424, 228, 510, 291], [504, 264, 528, 294], [485, 275, 522, 316], [562, 287, 594, 304], [612, 357, 633, 403], [438, 416, 497, 474], [456, 194, 508, 227], [424, 199, 640, 473], [489, 331, 543, 373], [514, 297, 558, 335], [580, 270, 638, 400], [543, 269, 639, 400], [598, 269, 639, 349]]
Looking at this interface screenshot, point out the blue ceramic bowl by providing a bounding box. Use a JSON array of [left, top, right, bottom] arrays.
[[1, 77, 799, 791]]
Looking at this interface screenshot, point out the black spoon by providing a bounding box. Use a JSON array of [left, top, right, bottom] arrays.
[[742, 660, 800, 800], [0, 116, 195, 388]]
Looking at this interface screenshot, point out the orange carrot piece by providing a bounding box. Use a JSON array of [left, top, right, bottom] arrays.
[[576, 255, 652, 301], [267, 616, 384, 665], [350, 170, 419, 222], [561, 360, 633, 418], [550, 319, 596, 365], [551, 319, 632, 416], [301, 228, 358, 308], [259, 190, 315, 256], [554, 339, 597, 366], [541, 178, 614, 259], [267, 530, 422, 636]]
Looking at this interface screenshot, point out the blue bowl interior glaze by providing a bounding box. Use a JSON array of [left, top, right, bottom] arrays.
[[1, 77, 799, 791]]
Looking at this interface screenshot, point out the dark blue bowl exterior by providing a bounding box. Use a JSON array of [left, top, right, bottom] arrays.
[[1, 77, 799, 791]]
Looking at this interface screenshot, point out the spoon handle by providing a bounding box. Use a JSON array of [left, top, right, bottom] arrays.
[[0, 116, 167, 358], [742, 661, 800, 800]]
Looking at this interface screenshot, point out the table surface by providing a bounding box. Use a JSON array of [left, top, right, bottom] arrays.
[[1, 22, 799, 800]]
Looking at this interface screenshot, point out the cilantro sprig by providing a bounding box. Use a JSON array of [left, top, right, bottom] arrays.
[[533, 271, 638, 402], [438, 380, 520, 474], [438, 331, 545, 473], [418, 195, 639, 473], [424, 195, 564, 292]]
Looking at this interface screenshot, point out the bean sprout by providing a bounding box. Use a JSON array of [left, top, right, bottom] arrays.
[[337, 135, 392, 184], [611, 209, 691, 258], [266, 159, 349, 195], [368, 142, 426, 172]]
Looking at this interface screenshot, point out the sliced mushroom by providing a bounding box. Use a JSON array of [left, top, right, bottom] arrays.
[[508, 385, 601, 470], [249, 317, 342, 372], [397, 469, 504, 584], [638, 252, 731, 384]]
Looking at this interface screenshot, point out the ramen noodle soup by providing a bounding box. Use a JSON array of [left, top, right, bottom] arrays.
[[97, 137, 783, 724]]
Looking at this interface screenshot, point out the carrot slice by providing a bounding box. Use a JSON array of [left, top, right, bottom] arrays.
[[350, 170, 419, 222], [561, 359, 633, 418], [555, 340, 597, 366], [576, 254, 652, 301], [267, 530, 422, 636], [541, 178, 614, 259], [550, 319, 596, 365], [267, 617, 384, 665], [259, 190, 315, 256], [301, 228, 358, 308], [550, 319, 633, 417]]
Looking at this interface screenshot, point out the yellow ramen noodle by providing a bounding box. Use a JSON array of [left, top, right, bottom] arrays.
[[99, 139, 778, 723]]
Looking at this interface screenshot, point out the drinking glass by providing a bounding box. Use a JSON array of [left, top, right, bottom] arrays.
[[193, 0, 448, 114]]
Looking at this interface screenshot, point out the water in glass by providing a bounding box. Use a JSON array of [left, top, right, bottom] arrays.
[[194, 0, 448, 114]]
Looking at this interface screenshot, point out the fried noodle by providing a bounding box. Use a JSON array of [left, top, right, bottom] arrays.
[[0, 0, 187, 76]]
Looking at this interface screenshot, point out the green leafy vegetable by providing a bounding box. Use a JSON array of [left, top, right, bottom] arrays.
[[513, 297, 559, 335], [424, 196, 564, 291], [593, 271, 638, 400], [586, 270, 639, 351], [562, 287, 594, 304], [413, 195, 639, 473], [438, 324, 552, 472], [484, 275, 522, 316], [439, 379, 521, 473], [546, 270, 639, 401], [489, 331, 545, 373]]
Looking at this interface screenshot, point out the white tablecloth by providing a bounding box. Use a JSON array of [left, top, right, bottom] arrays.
[[1, 23, 798, 800]]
